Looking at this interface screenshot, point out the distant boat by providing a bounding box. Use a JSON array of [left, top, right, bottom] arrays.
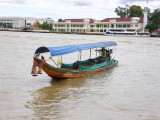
[[31, 41, 118, 79], [105, 29, 149, 36]]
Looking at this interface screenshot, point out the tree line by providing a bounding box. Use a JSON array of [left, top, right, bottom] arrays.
[[35, 23, 53, 31], [115, 5, 160, 32]]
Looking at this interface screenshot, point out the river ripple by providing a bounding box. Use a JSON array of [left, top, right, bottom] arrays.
[[0, 31, 160, 120]]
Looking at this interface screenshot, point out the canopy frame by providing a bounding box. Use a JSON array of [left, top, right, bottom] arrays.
[[34, 41, 117, 57]]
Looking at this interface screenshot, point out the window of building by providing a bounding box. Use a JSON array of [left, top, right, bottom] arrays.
[[90, 25, 94, 28], [80, 24, 83, 27], [100, 29, 103, 32], [123, 24, 126, 28], [104, 25, 108, 28], [27, 23, 31, 25], [96, 24, 99, 28], [127, 24, 130, 28], [116, 24, 122, 28], [111, 24, 114, 28], [100, 24, 103, 28], [119, 25, 122, 28]]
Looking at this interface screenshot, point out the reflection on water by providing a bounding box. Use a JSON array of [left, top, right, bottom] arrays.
[[1, 31, 160, 120], [28, 68, 114, 119]]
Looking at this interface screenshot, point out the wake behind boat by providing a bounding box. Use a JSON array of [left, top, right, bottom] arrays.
[[31, 41, 118, 79]]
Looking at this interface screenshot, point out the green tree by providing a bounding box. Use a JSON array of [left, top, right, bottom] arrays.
[[145, 23, 157, 33], [58, 18, 62, 22], [115, 5, 144, 17], [128, 5, 143, 17], [35, 23, 53, 31], [115, 6, 127, 17], [146, 8, 160, 32], [150, 8, 160, 29]]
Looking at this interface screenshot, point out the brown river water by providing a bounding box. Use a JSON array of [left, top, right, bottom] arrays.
[[0, 31, 160, 120]]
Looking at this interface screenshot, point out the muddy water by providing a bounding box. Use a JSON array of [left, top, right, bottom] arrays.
[[0, 31, 160, 120]]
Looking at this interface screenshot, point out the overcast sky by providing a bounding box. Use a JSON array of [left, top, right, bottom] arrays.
[[0, 0, 160, 20]]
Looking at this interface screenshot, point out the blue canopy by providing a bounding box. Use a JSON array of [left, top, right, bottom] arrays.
[[35, 41, 117, 56]]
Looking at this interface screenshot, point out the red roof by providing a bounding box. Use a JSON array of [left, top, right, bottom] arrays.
[[101, 17, 144, 23], [138, 17, 144, 23], [59, 17, 144, 24], [59, 19, 94, 24]]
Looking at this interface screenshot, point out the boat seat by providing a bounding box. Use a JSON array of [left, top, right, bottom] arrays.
[[72, 62, 79, 69]]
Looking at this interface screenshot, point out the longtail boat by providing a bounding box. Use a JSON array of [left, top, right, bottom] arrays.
[[31, 41, 118, 79]]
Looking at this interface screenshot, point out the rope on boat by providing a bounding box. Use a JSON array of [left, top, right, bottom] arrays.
[[49, 57, 58, 67]]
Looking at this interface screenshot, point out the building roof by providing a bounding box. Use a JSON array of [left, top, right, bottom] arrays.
[[138, 17, 144, 23], [59, 19, 94, 24], [58, 17, 144, 24], [101, 17, 144, 23]]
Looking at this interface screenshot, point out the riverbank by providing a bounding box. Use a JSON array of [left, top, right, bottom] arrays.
[[1, 28, 160, 37], [0, 29, 104, 35]]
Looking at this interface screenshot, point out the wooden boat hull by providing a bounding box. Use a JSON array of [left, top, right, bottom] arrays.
[[34, 57, 118, 79]]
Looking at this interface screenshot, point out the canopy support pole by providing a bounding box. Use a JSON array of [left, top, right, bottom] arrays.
[[78, 51, 80, 61], [78, 51, 82, 62], [89, 49, 91, 59], [80, 51, 82, 62], [96, 48, 97, 57], [50, 57, 58, 67], [61, 55, 62, 63]]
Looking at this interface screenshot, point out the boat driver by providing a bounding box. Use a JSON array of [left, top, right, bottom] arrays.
[[94, 47, 107, 63], [106, 49, 112, 60]]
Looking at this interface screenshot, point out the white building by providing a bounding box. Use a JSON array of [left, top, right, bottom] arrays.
[[53, 19, 94, 33], [0, 16, 54, 28], [53, 17, 145, 33]]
